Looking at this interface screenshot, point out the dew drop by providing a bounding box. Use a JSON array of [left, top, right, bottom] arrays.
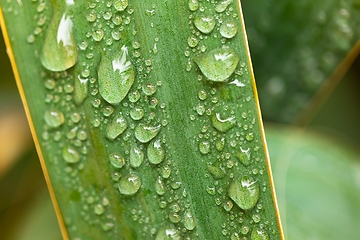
[[211, 113, 236, 132], [194, 46, 239, 82], [229, 176, 260, 210], [183, 209, 196, 230], [147, 139, 165, 165], [188, 0, 199, 11], [109, 152, 125, 168], [142, 83, 157, 96], [113, 0, 128, 11], [169, 212, 181, 223], [94, 204, 105, 215], [251, 228, 269, 240], [106, 114, 128, 140], [215, 0, 233, 13], [161, 165, 171, 178], [155, 176, 166, 195], [188, 36, 199, 48], [62, 145, 80, 163], [199, 141, 210, 154], [193, 15, 215, 34], [99, 45, 135, 105], [155, 227, 181, 240], [130, 107, 144, 120], [235, 147, 250, 166], [44, 109, 64, 128], [223, 200, 233, 211], [231, 232, 240, 240], [220, 20, 238, 39], [130, 146, 144, 167], [134, 123, 160, 143], [40, 8, 77, 71], [207, 163, 226, 179], [215, 137, 225, 151], [74, 75, 89, 105], [118, 173, 141, 195]]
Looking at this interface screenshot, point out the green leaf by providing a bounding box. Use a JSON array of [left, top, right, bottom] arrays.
[[0, 0, 282, 239], [243, 0, 360, 122], [266, 124, 360, 239]]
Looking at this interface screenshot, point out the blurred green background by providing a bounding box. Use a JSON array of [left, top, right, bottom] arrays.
[[1, 1, 360, 239]]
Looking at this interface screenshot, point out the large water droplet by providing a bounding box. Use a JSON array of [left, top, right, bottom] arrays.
[[215, 0, 233, 13], [106, 114, 128, 140], [130, 146, 144, 168], [44, 109, 64, 128], [109, 152, 125, 168], [251, 228, 269, 240], [155, 176, 166, 195], [62, 145, 80, 163], [194, 46, 239, 82], [99, 45, 135, 105], [40, 4, 77, 71], [134, 123, 160, 143], [229, 176, 260, 210], [183, 210, 196, 230], [74, 75, 89, 105], [118, 173, 141, 195], [211, 113, 236, 132], [155, 228, 182, 240], [194, 15, 215, 34], [220, 20, 238, 39], [148, 139, 165, 164], [235, 147, 250, 166]]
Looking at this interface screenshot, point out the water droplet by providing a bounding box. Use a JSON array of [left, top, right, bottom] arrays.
[[188, 36, 199, 48], [229, 176, 260, 210], [155, 176, 166, 195], [246, 132, 254, 141], [155, 227, 181, 240], [147, 139, 165, 164], [183, 210, 196, 230], [161, 165, 171, 178], [215, 137, 225, 151], [252, 214, 261, 223], [134, 123, 160, 143], [194, 46, 239, 82], [207, 163, 226, 179], [130, 107, 144, 120], [62, 145, 80, 163], [94, 204, 105, 215], [130, 146, 144, 168], [169, 212, 181, 223], [235, 147, 250, 166], [106, 114, 128, 140], [220, 20, 238, 39], [118, 173, 141, 195], [193, 15, 215, 34], [223, 200, 233, 211], [99, 45, 135, 105], [199, 141, 210, 154], [211, 113, 236, 132], [109, 152, 125, 168], [215, 0, 233, 13], [198, 89, 207, 100], [231, 232, 240, 240], [142, 83, 156, 96], [40, 8, 77, 71], [188, 0, 199, 11], [251, 228, 269, 240], [113, 0, 128, 11], [74, 75, 89, 105], [44, 109, 64, 128], [240, 225, 250, 235]]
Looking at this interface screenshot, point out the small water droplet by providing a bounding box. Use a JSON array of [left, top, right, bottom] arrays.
[[194, 15, 215, 34], [130, 146, 144, 168], [240, 225, 250, 235], [130, 107, 144, 120], [161, 165, 171, 178], [147, 139, 165, 164], [194, 46, 239, 82], [113, 0, 128, 11], [188, 0, 199, 11], [155, 176, 166, 195], [106, 114, 128, 140], [223, 200, 233, 211], [183, 209, 196, 230], [118, 173, 141, 195], [199, 141, 210, 154], [215, 137, 225, 151], [155, 228, 181, 240], [134, 123, 160, 143], [188, 36, 199, 48], [231, 232, 240, 240], [236, 147, 250, 166], [198, 89, 207, 100], [211, 113, 236, 132], [220, 20, 238, 39], [246, 132, 254, 141], [142, 83, 156, 96], [40, 7, 77, 71], [109, 152, 125, 168], [251, 228, 269, 240], [94, 204, 105, 215], [44, 109, 64, 128], [215, 0, 233, 13], [74, 75, 89, 105], [207, 163, 226, 179], [99, 45, 135, 105], [62, 145, 80, 163], [229, 176, 260, 210]]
